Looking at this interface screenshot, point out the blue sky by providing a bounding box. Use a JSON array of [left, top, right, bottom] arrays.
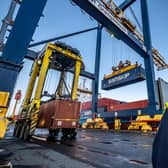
[[0, 0, 168, 114]]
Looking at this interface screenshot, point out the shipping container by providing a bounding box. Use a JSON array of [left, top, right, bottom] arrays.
[[102, 66, 146, 90], [81, 98, 121, 110], [79, 116, 92, 125], [80, 99, 152, 129], [99, 108, 148, 127], [37, 99, 81, 129], [80, 107, 107, 117], [80, 110, 92, 117], [79, 107, 107, 125], [107, 100, 148, 112]]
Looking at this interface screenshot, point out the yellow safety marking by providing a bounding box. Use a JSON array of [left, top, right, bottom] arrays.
[[0, 118, 8, 139], [0, 92, 9, 107], [104, 64, 137, 80], [48, 43, 82, 62], [30, 124, 36, 129], [34, 48, 52, 100], [22, 59, 40, 107], [72, 60, 81, 100]]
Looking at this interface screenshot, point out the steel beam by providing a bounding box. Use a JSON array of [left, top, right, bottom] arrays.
[[92, 24, 102, 113], [0, 0, 18, 45], [29, 27, 98, 48], [2, 0, 47, 64], [25, 49, 38, 60], [80, 70, 95, 80], [140, 0, 157, 115], [72, 0, 147, 58], [119, 0, 136, 11], [0, 58, 22, 95], [0, 0, 47, 97], [25, 49, 94, 79], [66, 69, 95, 80]]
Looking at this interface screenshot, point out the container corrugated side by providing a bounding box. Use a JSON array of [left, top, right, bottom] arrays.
[[107, 100, 148, 112], [102, 66, 146, 90], [51, 99, 81, 128], [81, 98, 121, 110], [37, 99, 81, 129], [100, 108, 149, 122]]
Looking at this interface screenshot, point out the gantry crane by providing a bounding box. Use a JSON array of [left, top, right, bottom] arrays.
[[13, 42, 83, 140], [99, 0, 168, 70], [0, 0, 167, 119]]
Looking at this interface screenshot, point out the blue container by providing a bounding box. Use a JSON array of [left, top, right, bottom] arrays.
[[100, 108, 149, 123], [79, 115, 93, 124], [102, 66, 146, 90], [79, 107, 107, 124]]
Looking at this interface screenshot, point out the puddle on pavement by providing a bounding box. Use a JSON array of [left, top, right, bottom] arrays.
[[129, 159, 148, 165], [77, 145, 110, 156], [14, 165, 42, 168], [17, 146, 48, 151], [141, 144, 152, 148], [65, 143, 75, 147], [77, 146, 83, 149], [4, 136, 14, 140], [121, 139, 131, 142], [88, 149, 109, 156], [79, 136, 86, 139], [102, 163, 112, 168], [99, 141, 112, 144], [112, 138, 120, 142]]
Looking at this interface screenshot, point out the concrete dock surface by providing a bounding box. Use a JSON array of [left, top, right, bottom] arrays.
[[0, 128, 154, 168]]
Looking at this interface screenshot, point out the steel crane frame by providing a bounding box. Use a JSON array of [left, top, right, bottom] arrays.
[[72, 0, 158, 115], [14, 42, 82, 140], [0, 0, 163, 116]]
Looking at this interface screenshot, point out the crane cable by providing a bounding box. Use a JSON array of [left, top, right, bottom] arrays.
[[111, 39, 116, 67], [128, 6, 143, 64], [120, 41, 123, 63], [129, 6, 143, 32]]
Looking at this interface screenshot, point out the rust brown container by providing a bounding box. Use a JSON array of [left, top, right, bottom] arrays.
[[37, 99, 81, 129]]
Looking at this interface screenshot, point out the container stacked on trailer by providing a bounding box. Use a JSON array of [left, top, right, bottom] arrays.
[[37, 99, 80, 138]]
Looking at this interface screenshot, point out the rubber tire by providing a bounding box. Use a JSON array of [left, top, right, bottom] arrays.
[[49, 129, 55, 137], [70, 129, 77, 140], [19, 124, 25, 139], [14, 123, 22, 137], [54, 129, 59, 136], [13, 122, 18, 137], [23, 124, 30, 141], [62, 128, 68, 140]]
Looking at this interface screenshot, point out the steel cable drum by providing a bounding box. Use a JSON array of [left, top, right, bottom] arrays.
[[102, 65, 146, 90]]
